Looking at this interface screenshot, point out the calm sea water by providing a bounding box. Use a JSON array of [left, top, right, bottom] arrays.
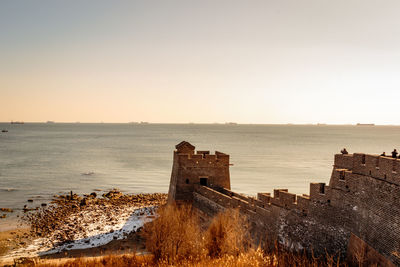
[[1, 123, 400, 229]]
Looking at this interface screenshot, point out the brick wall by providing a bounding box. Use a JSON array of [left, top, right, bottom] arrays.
[[169, 144, 398, 265]]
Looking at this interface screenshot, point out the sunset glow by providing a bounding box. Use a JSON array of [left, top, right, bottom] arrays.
[[1, 1, 400, 124]]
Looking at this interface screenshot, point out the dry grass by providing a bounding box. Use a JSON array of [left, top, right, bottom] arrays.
[[142, 204, 203, 262], [26, 204, 345, 266], [32, 254, 153, 267], [0, 243, 8, 256], [31, 248, 341, 267], [204, 208, 251, 258]]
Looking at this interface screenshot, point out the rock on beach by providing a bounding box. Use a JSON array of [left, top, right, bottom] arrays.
[[19, 189, 167, 255]]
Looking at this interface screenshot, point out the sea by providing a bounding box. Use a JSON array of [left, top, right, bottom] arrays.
[[1, 123, 400, 230]]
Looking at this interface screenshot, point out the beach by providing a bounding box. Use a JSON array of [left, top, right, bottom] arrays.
[[0, 191, 167, 265]]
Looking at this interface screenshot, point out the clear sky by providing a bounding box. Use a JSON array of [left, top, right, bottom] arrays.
[[1, 1, 400, 124]]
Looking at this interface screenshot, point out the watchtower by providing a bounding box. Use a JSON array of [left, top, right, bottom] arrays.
[[168, 141, 231, 203]]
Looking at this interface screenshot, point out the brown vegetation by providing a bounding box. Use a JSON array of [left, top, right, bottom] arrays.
[[32, 254, 154, 267], [0, 243, 8, 256], [205, 208, 251, 258], [142, 204, 254, 263], [29, 248, 343, 267], [18, 204, 345, 266], [142, 204, 203, 262]]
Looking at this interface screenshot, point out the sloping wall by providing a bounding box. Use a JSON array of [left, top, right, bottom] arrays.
[[188, 153, 400, 265]]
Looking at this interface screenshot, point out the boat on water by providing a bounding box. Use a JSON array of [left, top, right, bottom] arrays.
[[1, 129, 8, 133], [46, 121, 55, 124], [10, 121, 24, 124], [82, 171, 95, 176], [356, 123, 375, 126]]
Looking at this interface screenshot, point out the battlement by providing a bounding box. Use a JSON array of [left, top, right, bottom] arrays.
[[261, 189, 311, 212], [334, 153, 400, 185], [168, 141, 231, 203], [174, 141, 229, 166], [169, 143, 400, 265], [176, 151, 229, 165], [195, 179, 312, 214]]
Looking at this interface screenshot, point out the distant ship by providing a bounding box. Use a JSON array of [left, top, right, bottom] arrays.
[[356, 123, 375, 126], [1, 129, 8, 133], [46, 121, 55, 124], [225, 122, 237, 125], [10, 121, 24, 124], [140, 121, 149, 124]]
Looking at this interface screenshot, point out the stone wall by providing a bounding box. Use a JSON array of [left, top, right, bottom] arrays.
[[347, 233, 396, 267], [168, 142, 400, 265], [168, 141, 230, 203]]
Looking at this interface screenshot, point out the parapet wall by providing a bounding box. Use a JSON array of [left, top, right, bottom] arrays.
[[335, 153, 400, 185], [168, 142, 230, 203], [176, 151, 229, 168], [186, 150, 400, 265]]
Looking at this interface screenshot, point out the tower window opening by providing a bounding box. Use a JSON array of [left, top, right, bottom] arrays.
[[200, 177, 208, 186], [339, 171, 345, 180], [319, 183, 325, 194]]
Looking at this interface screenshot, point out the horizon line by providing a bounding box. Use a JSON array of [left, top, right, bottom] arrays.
[[0, 121, 395, 126]]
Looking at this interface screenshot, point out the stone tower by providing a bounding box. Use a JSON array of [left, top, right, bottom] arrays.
[[168, 141, 231, 203]]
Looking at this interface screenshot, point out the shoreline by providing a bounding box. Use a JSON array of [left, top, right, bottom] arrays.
[[0, 228, 147, 266], [0, 220, 26, 232], [0, 190, 167, 265]]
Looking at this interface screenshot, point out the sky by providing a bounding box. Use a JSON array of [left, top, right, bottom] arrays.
[[1, 0, 400, 124]]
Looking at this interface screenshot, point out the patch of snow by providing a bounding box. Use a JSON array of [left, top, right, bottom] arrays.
[[1, 206, 157, 262]]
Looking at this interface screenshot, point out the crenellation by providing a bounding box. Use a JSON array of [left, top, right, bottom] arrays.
[[253, 198, 265, 209], [334, 154, 354, 169], [273, 189, 288, 199], [196, 150, 210, 157], [372, 156, 392, 179], [348, 154, 400, 185], [352, 153, 368, 174], [296, 195, 310, 212], [364, 154, 380, 174], [169, 142, 399, 265], [310, 183, 325, 199], [278, 191, 296, 209], [330, 169, 353, 190], [215, 151, 229, 162], [204, 154, 216, 160], [257, 193, 271, 205], [190, 154, 203, 160]]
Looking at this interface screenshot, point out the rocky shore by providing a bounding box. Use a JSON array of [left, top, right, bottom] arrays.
[[0, 190, 167, 265]]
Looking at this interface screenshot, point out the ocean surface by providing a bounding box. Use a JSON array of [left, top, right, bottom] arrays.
[[1, 123, 400, 230]]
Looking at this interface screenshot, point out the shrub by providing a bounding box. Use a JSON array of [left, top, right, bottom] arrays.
[[142, 204, 203, 263], [204, 208, 251, 258], [0, 243, 8, 256]]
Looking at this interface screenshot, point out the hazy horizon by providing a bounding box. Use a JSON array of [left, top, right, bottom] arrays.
[[0, 121, 387, 125], [2, 1, 400, 124]]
